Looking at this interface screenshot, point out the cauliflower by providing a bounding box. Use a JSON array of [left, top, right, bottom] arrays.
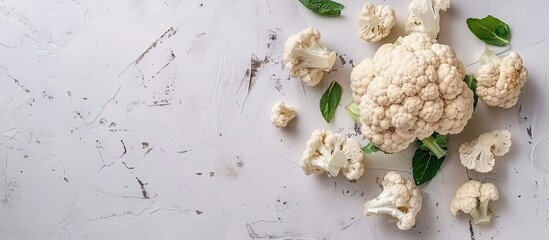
[[283, 28, 336, 87], [350, 32, 474, 153], [450, 180, 499, 225], [364, 172, 422, 230], [405, 0, 450, 38], [301, 129, 364, 180], [357, 3, 396, 42], [459, 130, 512, 173], [476, 47, 528, 108], [270, 101, 296, 128]]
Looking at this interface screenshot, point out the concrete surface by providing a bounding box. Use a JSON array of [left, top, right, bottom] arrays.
[[0, 0, 548, 239]]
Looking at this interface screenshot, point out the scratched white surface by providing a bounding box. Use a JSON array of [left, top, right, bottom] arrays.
[[0, 0, 548, 239]]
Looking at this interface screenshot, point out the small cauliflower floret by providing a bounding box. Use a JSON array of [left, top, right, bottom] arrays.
[[350, 32, 474, 153], [364, 172, 422, 230], [405, 0, 450, 38], [301, 129, 364, 180], [357, 3, 396, 42], [283, 28, 336, 87], [270, 101, 296, 128], [476, 47, 528, 108], [459, 130, 512, 173], [450, 180, 499, 225]]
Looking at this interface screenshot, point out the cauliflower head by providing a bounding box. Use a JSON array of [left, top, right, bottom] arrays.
[[459, 130, 511, 173], [283, 28, 336, 87], [350, 32, 474, 153], [270, 101, 296, 128], [450, 180, 499, 225], [357, 3, 396, 42], [476, 48, 528, 108], [301, 129, 364, 180], [364, 171, 422, 230], [405, 0, 450, 38]]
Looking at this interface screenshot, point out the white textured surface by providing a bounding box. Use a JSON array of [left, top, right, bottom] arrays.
[[0, 0, 548, 239]]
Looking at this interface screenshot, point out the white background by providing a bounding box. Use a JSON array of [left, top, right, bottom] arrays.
[[0, 0, 548, 239]]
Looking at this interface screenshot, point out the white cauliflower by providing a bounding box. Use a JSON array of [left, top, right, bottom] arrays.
[[459, 130, 512, 173], [270, 101, 296, 128], [357, 3, 396, 42], [301, 129, 364, 180], [283, 28, 336, 87], [476, 47, 528, 108], [350, 32, 474, 153], [405, 0, 450, 38], [451, 180, 499, 225], [364, 171, 422, 230]]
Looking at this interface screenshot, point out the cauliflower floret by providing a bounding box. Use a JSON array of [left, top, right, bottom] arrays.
[[350, 32, 474, 153], [357, 3, 396, 42], [405, 0, 450, 38], [350, 58, 375, 103], [364, 172, 422, 230], [476, 47, 528, 108], [283, 28, 336, 87], [301, 129, 364, 180], [459, 130, 512, 173], [270, 101, 296, 128], [450, 180, 499, 225]]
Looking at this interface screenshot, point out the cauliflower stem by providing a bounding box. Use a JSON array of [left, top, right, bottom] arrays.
[[345, 102, 361, 122], [468, 199, 492, 225], [364, 172, 422, 230], [479, 47, 502, 65], [284, 28, 337, 86], [419, 134, 447, 159], [458, 130, 511, 173], [364, 190, 410, 218], [406, 0, 450, 38], [312, 141, 349, 176], [357, 3, 396, 42], [293, 46, 336, 72], [451, 181, 499, 225], [301, 129, 365, 180], [410, 0, 440, 37]]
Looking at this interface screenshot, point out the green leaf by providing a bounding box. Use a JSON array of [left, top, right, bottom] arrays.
[[412, 147, 446, 185], [414, 133, 448, 185], [361, 143, 380, 154], [344, 102, 361, 123], [466, 15, 511, 46], [464, 74, 478, 109], [299, 0, 344, 16], [320, 81, 342, 123]]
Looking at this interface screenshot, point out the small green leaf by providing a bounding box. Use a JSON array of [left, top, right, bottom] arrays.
[[345, 102, 361, 123], [361, 143, 380, 154], [320, 81, 342, 123], [466, 15, 511, 46], [464, 74, 478, 109], [299, 0, 344, 16], [412, 147, 446, 185]]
